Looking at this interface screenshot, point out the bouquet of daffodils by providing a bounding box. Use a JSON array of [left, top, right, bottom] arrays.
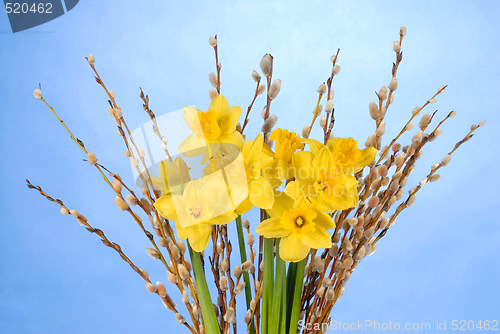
[[29, 27, 483, 334]]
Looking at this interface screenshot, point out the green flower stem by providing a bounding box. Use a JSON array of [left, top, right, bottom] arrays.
[[188, 242, 221, 334], [235, 215, 255, 334], [262, 237, 275, 334], [270, 238, 287, 334], [288, 259, 306, 334]]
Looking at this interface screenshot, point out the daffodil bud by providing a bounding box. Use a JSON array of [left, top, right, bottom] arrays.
[[268, 79, 281, 100], [260, 54, 272, 77], [87, 54, 95, 65], [209, 36, 217, 47], [33, 89, 42, 99], [252, 70, 261, 82], [388, 77, 398, 91]]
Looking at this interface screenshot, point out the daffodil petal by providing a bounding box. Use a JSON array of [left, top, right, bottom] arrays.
[[302, 226, 332, 249], [220, 106, 242, 134], [313, 147, 332, 171], [313, 209, 336, 230], [255, 217, 290, 238], [280, 234, 310, 262], [285, 181, 316, 201], [302, 138, 324, 155], [235, 197, 253, 215], [178, 133, 206, 155], [219, 131, 245, 150], [246, 133, 263, 166], [249, 176, 274, 209], [154, 194, 178, 221], [292, 151, 315, 182], [188, 223, 213, 252], [176, 221, 192, 239], [266, 191, 294, 218], [183, 106, 199, 127], [354, 147, 377, 171], [209, 95, 230, 119], [326, 137, 342, 152]]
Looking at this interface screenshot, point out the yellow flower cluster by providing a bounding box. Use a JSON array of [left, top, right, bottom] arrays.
[[154, 95, 376, 260]]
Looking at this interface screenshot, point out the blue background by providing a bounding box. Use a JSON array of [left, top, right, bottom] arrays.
[[0, 1, 499, 333]]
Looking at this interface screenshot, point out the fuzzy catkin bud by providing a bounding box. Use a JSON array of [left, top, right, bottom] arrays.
[[252, 70, 261, 82], [181, 290, 190, 304], [319, 115, 327, 129], [146, 248, 160, 260], [325, 100, 334, 113], [86, 152, 97, 165], [332, 65, 341, 75], [60, 208, 69, 215], [33, 89, 42, 99], [234, 265, 241, 278], [209, 89, 218, 100], [235, 281, 246, 294], [87, 54, 95, 65], [419, 113, 431, 129], [145, 282, 157, 293], [114, 196, 129, 211], [393, 41, 401, 53], [208, 73, 218, 88], [388, 77, 398, 91], [167, 271, 178, 284], [175, 313, 186, 325], [369, 101, 380, 120], [441, 155, 451, 166], [247, 233, 255, 246], [376, 122, 386, 136], [260, 54, 272, 77], [262, 115, 278, 133], [178, 264, 189, 280], [429, 174, 440, 182], [302, 125, 310, 138], [242, 219, 250, 229], [208, 36, 217, 47], [317, 83, 326, 95], [268, 79, 281, 100], [219, 258, 229, 272], [224, 307, 236, 324]]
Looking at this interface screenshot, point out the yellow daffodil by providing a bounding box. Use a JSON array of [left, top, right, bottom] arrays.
[[178, 95, 245, 164], [303, 137, 377, 173], [151, 157, 191, 195], [285, 146, 359, 212], [269, 128, 305, 179], [256, 192, 335, 262], [154, 179, 236, 252]]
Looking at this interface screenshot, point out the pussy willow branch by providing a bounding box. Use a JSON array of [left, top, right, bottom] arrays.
[[25, 180, 197, 334], [324, 48, 340, 143], [38, 97, 200, 330]]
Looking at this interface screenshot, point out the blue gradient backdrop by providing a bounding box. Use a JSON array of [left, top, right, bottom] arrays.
[[0, 1, 499, 333]]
